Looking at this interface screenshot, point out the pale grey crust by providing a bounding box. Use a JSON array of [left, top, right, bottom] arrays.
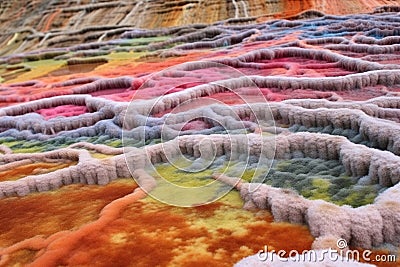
[[1, 130, 400, 250]]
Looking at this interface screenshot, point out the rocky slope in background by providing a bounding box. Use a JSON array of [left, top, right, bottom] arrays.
[[0, 0, 398, 55]]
